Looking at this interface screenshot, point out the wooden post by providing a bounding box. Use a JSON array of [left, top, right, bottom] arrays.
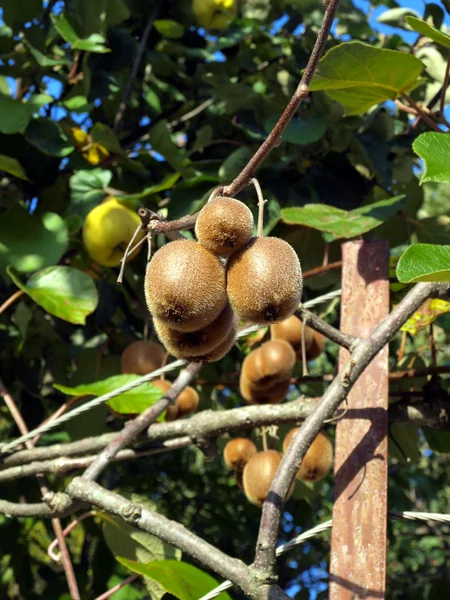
[[329, 240, 390, 600]]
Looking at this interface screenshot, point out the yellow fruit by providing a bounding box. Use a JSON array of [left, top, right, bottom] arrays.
[[223, 438, 257, 470], [120, 341, 165, 375], [271, 315, 314, 360], [82, 198, 144, 267], [227, 237, 302, 325], [283, 428, 333, 482], [145, 240, 227, 332], [195, 197, 254, 256], [193, 0, 237, 30]]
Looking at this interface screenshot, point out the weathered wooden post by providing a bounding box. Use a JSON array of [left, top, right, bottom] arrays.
[[329, 240, 390, 600]]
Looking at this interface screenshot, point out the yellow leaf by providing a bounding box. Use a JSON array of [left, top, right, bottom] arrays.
[[82, 143, 109, 165], [400, 298, 450, 335], [71, 127, 89, 149]]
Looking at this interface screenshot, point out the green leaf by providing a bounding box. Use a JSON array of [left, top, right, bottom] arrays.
[[25, 41, 71, 67], [8, 266, 98, 324], [149, 120, 194, 177], [0, 210, 68, 272], [396, 244, 450, 283], [423, 428, 450, 453], [99, 512, 181, 564], [0, 95, 38, 134], [54, 375, 164, 414], [154, 20, 185, 39], [106, 0, 131, 25], [406, 16, 450, 49], [69, 168, 113, 217], [91, 123, 123, 155], [264, 115, 327, 145], [219, 147, 253, 183], [377, 7, 420, 27], [117, 559, 232, 600], [0, 154, 30, 180], [26, 118, 75, 157], [413, 132, 450, 184], [389, 424, 421, 463], [281, 196, 406, 239], [51, 13, 110, 53], [114, 173, 181, 202], [310, 42, 424, 115]]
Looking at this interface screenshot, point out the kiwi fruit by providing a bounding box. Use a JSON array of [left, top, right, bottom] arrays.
[[226, 237, 302, 324], [195, 197, 254, 256], [240, 375, 290, 405], [271, 315, 314, 359], [145, 240, 227, 332], [223, 438, 257, 470], [194, 323, 237, 364], [242, 450, 293, 507], [240, 340, 296, 391], [120, 340, 165, 375], [283, 428, 333, 482], [305, 330, 325, 361], [153, 303, 235, 360], [152, 379, 200, 421]]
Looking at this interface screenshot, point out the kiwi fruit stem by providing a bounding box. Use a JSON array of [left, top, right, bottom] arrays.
[[252, 178, 267, 238]]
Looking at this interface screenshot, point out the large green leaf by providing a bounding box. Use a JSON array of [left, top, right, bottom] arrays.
[[54, 374, 164, 414], [26, 118, 75, 157], [0, 210, 68, 272], [396, 244, 450, 283], [154, 20, 185, 39], [114, 173, 181, 202], [422, 428, 450, 453], [117, 559, 232, 600], [149, 120, 194, 177], [309, 42, 424, 115], [281, 196, 406, 239], [0, 154, 30, 180], [264, 115, 327, 145], [51, 13, 110, 53], [69, 168, 113, 217], [406, 16, 450, 49], [0, 94, 49, 135], [413, 132, 450, 184], [8, 266, 99, 325]]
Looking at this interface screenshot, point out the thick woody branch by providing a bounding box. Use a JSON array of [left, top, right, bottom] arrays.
[[82, 363, 202, 481], [66, 478, 250, 590], [253, 281, 449, 575]]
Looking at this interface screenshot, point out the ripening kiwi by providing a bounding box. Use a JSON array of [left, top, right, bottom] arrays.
[[153, 303, 235, 360], [226, 237, 302, 324], [283, 428, 333, 482], [241, 340, 295, 391], [305, 330, 325, 361], [195, 323, 237, 363], [223, 438, 258, 470], [271, 315, 314, 360], [152, 379, 200, 421], [195, 197, 254, 256], [121, 340, 165, 375], [243, 450, 293, 507], [240, 375, 290, 405], [145, 240, 227, 332]]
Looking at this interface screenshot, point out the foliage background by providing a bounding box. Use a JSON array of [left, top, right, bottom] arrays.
[[0, 0, 449, 598]]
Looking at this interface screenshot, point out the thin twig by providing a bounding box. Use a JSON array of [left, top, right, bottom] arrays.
[[222, 0, 341, 198], [0, 378, 81, 600], [301, 317, 309, 377], [168, 98, 215, 128], [48, 511, 97, 560], [0, 290, 24, 316], [95, 575, 139, 600], [295, 307, 356, 351], [252, 178, 267, 237], [440, 55, 450, 117], [117, 223, 146, 283], [113, 3, 162, 132], [303, 261, 342, 280], [401, 92, 442, 132]]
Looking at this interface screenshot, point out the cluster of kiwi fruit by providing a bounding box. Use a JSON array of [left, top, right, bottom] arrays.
[[144, 196, 302, 363], [223, 429, 333, 507], [120, 340, 199, 421], [239, 314, 325, 405]]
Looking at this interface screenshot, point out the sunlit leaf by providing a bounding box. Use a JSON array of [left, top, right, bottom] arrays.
[[397, 244, 450, 283], [413, 132, 450, 184], [401, 298, 450, 335]]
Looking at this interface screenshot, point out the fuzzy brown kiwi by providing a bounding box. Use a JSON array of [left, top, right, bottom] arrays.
[[145, 239, 227, 332], [242, 450, 294, 507], [152, 379, 200, 421], [223, 438, 258, 470], [283, 428, 333, 482], [240, 340, 295, 391], [226, 236, 302, 324], [240, 375, 290, 405], [195, 197, 254, 256], [305, 330, 325, 361], [192, 322, 237, 364], [120, 340, 165, 375], [153, 303, 235, 360], [270, 315, 314, 359]]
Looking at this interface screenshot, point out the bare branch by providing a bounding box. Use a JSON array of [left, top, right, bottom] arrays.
[[66, 478, 250, 588], [81, 363, 202, 481], [253, 281, 448, 575], [295, 307, 357, 350]]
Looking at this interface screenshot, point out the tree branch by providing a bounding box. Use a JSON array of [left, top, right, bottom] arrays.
[[81, 363, 202, 481], [66, 478, 250, 589], [252, 281, 449, 576], [295, 307, 356, 350]]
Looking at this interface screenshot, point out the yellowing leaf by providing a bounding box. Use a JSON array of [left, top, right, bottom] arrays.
[[71, 127, 89, 148], [83, 143, 109, 165], [400, 298, 450, 335]]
